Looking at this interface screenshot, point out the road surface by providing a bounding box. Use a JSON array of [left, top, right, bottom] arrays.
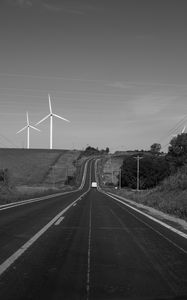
[[0, 159, 186, 300]]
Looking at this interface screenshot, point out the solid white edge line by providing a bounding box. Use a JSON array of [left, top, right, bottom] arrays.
[[86, 199, 92, 300], [105, 191, 187, 240], [93, 153, 187, 241], [94, 157, 187, 253], [101, 191, 187, 254], [0, 190, 90, 277], [54, 216, 65, 226], [0, 199, 75, 276], [0, 158, 91, 212], [0, 159, 93, 277], [86, 158, 93, 299]]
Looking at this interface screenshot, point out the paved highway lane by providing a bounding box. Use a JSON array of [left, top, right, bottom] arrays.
[[0, 158, 92, 267], [0, 160, 187, 299]]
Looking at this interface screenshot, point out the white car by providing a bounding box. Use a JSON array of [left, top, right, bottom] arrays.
[[91, 182, 97, 188]]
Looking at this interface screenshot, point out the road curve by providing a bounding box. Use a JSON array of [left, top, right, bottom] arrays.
[[0, 159, 186, 300]]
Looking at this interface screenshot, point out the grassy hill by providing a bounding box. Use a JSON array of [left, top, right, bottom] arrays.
[[0, 148, 66, 185], [0, 148, 82, 204]]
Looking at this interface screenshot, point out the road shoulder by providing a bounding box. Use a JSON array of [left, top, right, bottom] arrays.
[[102, 190, 187, 235]]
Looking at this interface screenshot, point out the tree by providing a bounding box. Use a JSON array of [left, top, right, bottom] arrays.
[[105, 147, 110, 154], [166, 133, 187, 170], [150, 143, 161, 155], [121, 155, 170, 189], [82, 146, 100, 156], [121, 156, 137, 189], [168, 133, 187, 156]]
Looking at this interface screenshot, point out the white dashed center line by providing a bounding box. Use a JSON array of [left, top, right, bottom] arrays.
[[54, 216, 65, 226]]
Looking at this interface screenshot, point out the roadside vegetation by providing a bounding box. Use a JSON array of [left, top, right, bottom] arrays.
[[79, 145, 109, 158], [0, 149, 83, 204], [103, 167, 187, 220], [0, 145, 109, 205], [0, 148, 65, 185], [99, 133, 187, 220]]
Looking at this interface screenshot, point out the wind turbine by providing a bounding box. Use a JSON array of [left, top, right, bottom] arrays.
[[36, 94, 70, 149], [182, 126, 186, 133], [172, 126, 186, 138], [16, 112, 40, 149]]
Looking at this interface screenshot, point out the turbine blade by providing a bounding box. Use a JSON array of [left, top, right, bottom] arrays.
[[53, 113, 70, 122], [26, 112, 29, 125], [16, 126, 27, 134], [48, 94, 52, 114], [30, 125, 41, 132], [35, 114, 50, 125]]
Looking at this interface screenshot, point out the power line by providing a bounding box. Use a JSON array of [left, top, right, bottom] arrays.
[[167, 115, 187, 135], [158, 114, 187, 145], [0, 72, 108, 83], [0, 133, 19, 148], [161, 142, 170, 152]]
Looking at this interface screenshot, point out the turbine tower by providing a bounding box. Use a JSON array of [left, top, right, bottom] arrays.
[[36, 94, 70, 149], [16, 112, 40, 149]]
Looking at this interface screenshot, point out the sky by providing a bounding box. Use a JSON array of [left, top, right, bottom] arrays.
[[0, 0, 187, 152]]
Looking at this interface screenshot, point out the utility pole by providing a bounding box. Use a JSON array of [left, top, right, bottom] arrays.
[[113, 169, 121, 189], [66, 166, 69, 184], [134, 156, 143, 191], [119, 169, 121, 189], [110, 156, 113, 183]]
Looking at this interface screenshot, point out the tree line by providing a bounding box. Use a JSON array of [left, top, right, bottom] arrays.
[[80, 146, 109, 157], [120, 133, 187, 190]]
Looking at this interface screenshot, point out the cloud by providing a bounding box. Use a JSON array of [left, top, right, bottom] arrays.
[[130, 95, 175, 118], [105, 80, 168, 90], [106, 81, 134, 89], [6, 0, 95, 14], [106, 80, 187, 92], [42, 3, 83, 14], [42, 1, 93, 14], [7, 0, 33, 7], [41, 3, 62, 13], [135, 34, 153, 40]]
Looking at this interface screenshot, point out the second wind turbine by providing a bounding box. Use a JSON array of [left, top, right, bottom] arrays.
[[16, 112, 40, 149], [36, 94, 70, 149]]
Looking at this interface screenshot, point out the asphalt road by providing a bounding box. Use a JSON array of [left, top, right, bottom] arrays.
[[0, 159, 186, 300]]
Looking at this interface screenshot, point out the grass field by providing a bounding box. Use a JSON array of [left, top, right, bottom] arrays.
[[0, 148, 82, 204], [42, 150, 81, 186], [0, 148, 66, 185]]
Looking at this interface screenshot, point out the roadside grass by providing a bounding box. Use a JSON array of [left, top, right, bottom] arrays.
[[42, 150, 81, 186], [0, 185, 75, 205], [73, 156, 88, 187], [100, 162, 187, 221], [104, 188, 187, 221], [0, 149, 83, 204]]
